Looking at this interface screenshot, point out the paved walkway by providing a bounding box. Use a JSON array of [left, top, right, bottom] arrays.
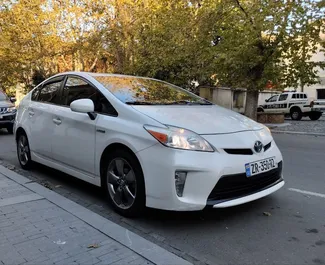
[[0, 166, 191, 265]]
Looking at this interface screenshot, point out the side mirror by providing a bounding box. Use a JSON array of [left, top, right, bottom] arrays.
[[265, 99, 269, 102], [70, 99, 97, 120], [10, 97, 16, 103]]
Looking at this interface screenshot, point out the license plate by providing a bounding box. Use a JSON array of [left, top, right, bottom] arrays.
[[245, 157, 277, 177]]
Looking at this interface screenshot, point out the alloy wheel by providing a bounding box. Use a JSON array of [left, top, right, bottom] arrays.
[[18, 135, 29, 166], [107, 158, 137, 209]]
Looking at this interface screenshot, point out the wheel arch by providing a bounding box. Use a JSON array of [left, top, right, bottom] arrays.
[[289, 105, 302, 113], [257, 106, 264, 112], [99, 143, 144, 187], [15, 127, 27, 142]]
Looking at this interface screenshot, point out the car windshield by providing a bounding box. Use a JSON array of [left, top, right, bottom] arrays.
[[94, 75, 211, 105], [0, 91, 8, 101]]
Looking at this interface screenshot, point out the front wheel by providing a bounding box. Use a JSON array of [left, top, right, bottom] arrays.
[[309, 112, 322, 121], [103, 149, 145, 217], [17, 133, 33, 169]]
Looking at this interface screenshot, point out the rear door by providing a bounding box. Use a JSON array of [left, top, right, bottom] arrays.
[[27, 76, 65, 159]]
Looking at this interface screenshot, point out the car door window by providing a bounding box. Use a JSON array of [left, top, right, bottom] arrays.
[[292, 94, 296, 99], [37, 80, 63, 105], [268, 96, 278, 102], [63, 76, 117, 116], [303, 94, 307, 99], [278, 94, 288, 101]]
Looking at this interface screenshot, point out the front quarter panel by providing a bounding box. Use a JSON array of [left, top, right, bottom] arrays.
[[94, 113, 161, 177]]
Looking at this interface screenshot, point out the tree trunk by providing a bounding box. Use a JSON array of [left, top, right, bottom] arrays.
[[244, 90, 259, 120]]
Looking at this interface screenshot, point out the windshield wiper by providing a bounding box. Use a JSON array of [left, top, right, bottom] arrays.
[[125, 101, 156, 105], [167, 100, 212, 105]]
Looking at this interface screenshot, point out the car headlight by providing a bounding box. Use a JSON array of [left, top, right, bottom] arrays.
[[144, 125, 214, 152], [8, 107, 16, 113]]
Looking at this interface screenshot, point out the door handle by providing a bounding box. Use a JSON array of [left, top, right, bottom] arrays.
[[28, 109, 35, 116], [53, 118, 62, 125]]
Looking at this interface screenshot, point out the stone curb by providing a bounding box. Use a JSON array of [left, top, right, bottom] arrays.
[[271, 130, 325, 137], [0, 165, 192, 265], [265, 123, 291, 129]]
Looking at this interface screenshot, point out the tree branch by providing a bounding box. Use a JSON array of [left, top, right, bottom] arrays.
[[234, 0, 256, 29]]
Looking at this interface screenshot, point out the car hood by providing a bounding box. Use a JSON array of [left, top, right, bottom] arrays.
[[0, 100, 14, 108], [132, 105, 263, 134]]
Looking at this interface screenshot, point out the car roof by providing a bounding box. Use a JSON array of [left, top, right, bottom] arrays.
[[52, 71, 157, 81]]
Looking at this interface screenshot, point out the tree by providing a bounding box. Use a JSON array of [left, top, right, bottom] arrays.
[[202, 0, 324, 119]]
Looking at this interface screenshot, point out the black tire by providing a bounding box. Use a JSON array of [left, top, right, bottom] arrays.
[[257, 107, 264, 113], [290, 108, 302, 120], [309, 112, 322, 121], [102, 149, 145, 217], [7, 125, 13, 134], [16, 132, 33, 170]]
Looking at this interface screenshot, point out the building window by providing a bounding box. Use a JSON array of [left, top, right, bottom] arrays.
[[317, 89, 325, 99]]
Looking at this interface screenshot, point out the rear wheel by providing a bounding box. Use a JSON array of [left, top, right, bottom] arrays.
[[102, 149, 145, 217], [17, 133, 33, 170], [309, 112, 322, 121], [290, 108, 302, 120]]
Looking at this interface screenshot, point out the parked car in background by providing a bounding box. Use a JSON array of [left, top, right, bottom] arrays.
[[257, 91, 325, 120], [14, 72, 284, 217], [0, 90, 16, 134]]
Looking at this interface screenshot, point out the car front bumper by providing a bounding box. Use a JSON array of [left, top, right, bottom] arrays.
[[137, 131, 284, 211], [0, 113, 16, 128]]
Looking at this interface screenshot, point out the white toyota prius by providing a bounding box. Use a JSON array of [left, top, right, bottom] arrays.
[[14, 72, 284, 217]]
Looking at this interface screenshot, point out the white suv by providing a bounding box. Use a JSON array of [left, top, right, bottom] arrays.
[[258, 92, 325, 120]]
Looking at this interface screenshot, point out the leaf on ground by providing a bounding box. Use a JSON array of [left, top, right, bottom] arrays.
[[88, 244, 100, 249], [6, 165, 15, 170], [263, 211, 271, 216], [42, 182, 53, 190]]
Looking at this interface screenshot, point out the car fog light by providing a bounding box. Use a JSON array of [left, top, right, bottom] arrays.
[[175, 171, 187, 197]]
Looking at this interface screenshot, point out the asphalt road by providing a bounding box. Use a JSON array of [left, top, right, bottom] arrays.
[[0, 129, 325, 265]]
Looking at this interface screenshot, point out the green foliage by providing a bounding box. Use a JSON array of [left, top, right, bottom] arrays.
[[0, 0, 324, 108]]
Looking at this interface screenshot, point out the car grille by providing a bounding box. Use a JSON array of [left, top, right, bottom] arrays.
[[207, 161, 282, 203], [224, 149, 253, 155], [264, 142, 271, 152], [0, 107, 8, 114], [223, 142, 272, 155]]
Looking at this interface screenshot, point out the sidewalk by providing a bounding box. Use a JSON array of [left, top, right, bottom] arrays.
[[0, 165, 191, 265]]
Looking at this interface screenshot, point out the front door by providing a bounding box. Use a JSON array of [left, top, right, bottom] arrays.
[[51, 76, 97, 175], [263, 95, 279, 112]]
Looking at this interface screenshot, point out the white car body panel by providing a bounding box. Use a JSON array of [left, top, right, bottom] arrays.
[[51, 105, 96, 175], [132, 105, 263, 134], [15, 71, 284, 212]]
